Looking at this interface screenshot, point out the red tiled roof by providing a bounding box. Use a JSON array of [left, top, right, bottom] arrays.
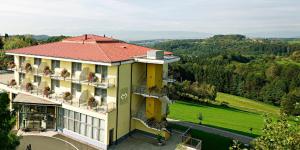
[[6, 34, 172, 63]]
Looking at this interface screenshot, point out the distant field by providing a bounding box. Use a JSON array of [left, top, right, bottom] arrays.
[[169, 93, 281, 137], [276, 58, 300, 67], [216, 92, 280, 116]]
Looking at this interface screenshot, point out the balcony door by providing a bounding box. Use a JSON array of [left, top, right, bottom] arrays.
[[71, 83, 81, 99], [51, 79, 60, 93], [95, 65, 108, 80], [72, 62, 82, 78], [94, 88, 107, 105]]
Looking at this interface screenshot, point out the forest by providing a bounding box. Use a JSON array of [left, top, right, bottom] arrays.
[[149, 35, 300, 116], [1, 34, 300, 116]]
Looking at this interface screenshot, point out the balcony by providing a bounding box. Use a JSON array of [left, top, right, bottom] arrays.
[[132, 102, 168, 130], [11, 63, 115, 88], [0, 73, 116, 114], [132, 85, 168, 98]]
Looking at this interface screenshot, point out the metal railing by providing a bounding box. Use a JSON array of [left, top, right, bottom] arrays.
[[5, 80, 116, 114], [9, 65, 116, 88], [180, 128, 202, 150], [132, 85, 168, 98]]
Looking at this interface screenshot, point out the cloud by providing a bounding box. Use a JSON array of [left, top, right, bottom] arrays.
[[0, 0, 299, 37]]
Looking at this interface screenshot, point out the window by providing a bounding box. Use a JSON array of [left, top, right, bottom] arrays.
[[95, 88, 107, 103], [34, 75, 41, 84], [68, 110, 74, 131], [80, 114, 86, 136], [19, 56, 25, 66], [95, 65, 107, 79], [95, 88, 107, 97], [86, 116, 93, 138], [71, 83, 81, 96], [74, 112, 80, 133], [72, 62, 82, 73], [34, 58, 41, 66], [60, 108, 105, 142], [51, 60, 60, 69], [19, 73, 25, 83], [64, 110, 69, 129], [51, 79, 60, 90], [93, 118, 100, 140]]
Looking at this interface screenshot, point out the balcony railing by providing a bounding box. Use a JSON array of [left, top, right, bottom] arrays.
[[9, 64, 115, 88], [132, 85, 168, 98], [5, 80, 116, 114]]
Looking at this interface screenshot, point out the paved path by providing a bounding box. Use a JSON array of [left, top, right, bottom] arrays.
[[168, 118, 254, 144]]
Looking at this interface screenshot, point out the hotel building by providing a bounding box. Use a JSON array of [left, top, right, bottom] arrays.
[[0, 34, 179, 149]]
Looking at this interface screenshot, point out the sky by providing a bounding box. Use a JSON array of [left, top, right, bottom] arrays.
[[0, 0, 299, 39]]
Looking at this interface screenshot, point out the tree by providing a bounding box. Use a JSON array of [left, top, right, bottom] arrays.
[[3, 35, 37, 50], [252, 114, 300, 150], [0, 36, 3, 49], [281, 88, 300, 116], [0, 93, 20, 149]]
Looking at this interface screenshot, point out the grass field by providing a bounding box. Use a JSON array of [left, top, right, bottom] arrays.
[[276, 58, 300, 67], [169, 93, 281, 137], [216, 92, 280, 116]]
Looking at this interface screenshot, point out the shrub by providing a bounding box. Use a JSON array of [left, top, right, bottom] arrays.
[[43, 66, 52, 75], [61, 69, 70, 79], [25, 83, 33, 91], [63, 92, 72, 100], [25, 63, 32, 72]]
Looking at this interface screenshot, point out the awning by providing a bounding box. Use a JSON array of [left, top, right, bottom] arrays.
[[13, 93, 60, 105]]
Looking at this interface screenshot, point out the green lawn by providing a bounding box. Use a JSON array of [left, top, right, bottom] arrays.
[[216, 92, 280, 116], [169, 100, 264, 137]]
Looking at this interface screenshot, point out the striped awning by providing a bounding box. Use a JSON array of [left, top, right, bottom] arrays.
[[13, 93, 59, 105]]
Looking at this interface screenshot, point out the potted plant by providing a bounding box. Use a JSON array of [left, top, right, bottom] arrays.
[[25, 63, 32, 73], [88, 72, 98, 82], [88, 97, 97, 109], [7, 61, 16, 69], [43, 66, 52, 76], [43, 86, 51, 97], [63, 92, 72, 101], [25, 83, 33, 92], [9, 79, 17, 87], [61, 69, 70, 80], [156, 133, 164, 146]]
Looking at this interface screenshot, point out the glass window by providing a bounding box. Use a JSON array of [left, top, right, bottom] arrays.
[[92, 118, 100, 140], [95, 88, 107, 97], [34, 75, 41, 84], [19, 56, 25, 66], [95, 65, 107, 79], [34, 58, 41, 66], [80, 114, 86, 136], [86, 116, 92, 138], [51, 60, 60, 69], [19, 73, 25, 83], [51, 79, 60, 90], [72, 62, 82, 73], [71, 83, 81, 96]]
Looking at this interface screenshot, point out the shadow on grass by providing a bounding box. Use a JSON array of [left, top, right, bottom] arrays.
[[169, 123, 233, 150], [174, 100, 261, 115]]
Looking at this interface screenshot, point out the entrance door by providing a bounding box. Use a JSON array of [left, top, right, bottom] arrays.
[[109, 129, 114, 146]]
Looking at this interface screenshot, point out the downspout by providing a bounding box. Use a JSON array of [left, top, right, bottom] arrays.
[[115, 65, 120, 144], [129, 63, 133, 135]]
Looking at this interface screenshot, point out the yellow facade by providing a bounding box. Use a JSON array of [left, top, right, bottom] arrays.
[[7, 53, 173, 147]]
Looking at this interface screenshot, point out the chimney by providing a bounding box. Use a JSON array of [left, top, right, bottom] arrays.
[[84, 34, 87, 40], [103, 34, 106, 37]]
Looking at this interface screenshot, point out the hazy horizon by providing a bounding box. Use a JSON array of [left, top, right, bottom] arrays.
[[0, 0, 299, 40]]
